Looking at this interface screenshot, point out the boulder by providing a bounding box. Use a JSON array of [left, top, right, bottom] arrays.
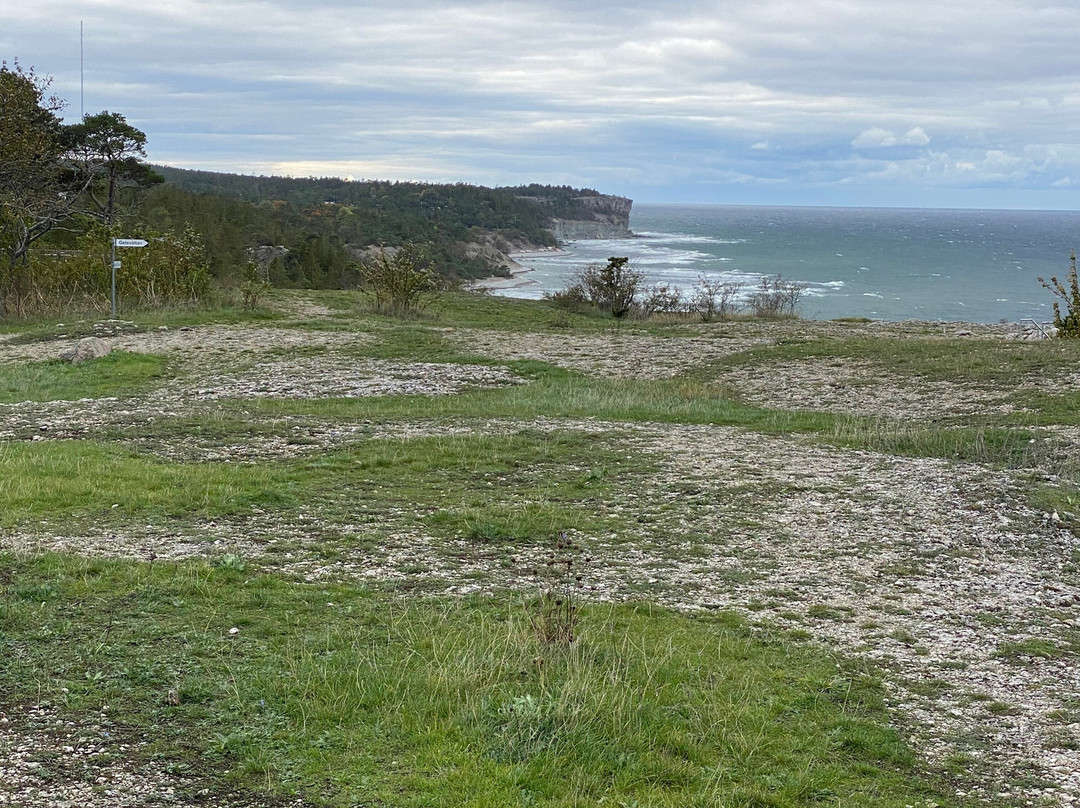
[[59, 337, 111, 364]]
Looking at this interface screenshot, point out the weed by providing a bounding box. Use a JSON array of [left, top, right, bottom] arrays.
[[216, 553, 247, 574], [527, 533, 586, 646], [691, 275, 744, 322]]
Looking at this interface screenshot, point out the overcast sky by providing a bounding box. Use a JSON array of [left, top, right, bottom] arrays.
[[6, 0, 1080, 208]]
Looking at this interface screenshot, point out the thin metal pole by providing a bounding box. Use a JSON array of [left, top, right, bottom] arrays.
[[80, 21, 84, 119], [110, 239, 116, 318]]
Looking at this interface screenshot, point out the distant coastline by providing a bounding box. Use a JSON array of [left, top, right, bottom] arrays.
[[487, 204, 1080, 323]]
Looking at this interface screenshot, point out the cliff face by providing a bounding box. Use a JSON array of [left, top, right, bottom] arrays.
[[548, 194, 634, 241]]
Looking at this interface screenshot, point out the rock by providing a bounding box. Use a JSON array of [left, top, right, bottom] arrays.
[[59, 337, 111, 364]]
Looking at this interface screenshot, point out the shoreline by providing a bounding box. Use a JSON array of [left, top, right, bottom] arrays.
[[468, 247, 567, 294]]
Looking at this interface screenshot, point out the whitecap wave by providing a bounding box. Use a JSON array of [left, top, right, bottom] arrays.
[[636, 231, 748, 245]]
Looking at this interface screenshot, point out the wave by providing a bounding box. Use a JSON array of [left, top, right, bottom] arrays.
[[636, 231, 748, 245]]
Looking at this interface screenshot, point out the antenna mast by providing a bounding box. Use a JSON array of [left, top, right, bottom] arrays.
[[80, 21, 84, 118]]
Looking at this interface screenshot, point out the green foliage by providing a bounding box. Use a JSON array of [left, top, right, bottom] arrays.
[[0, 555, 958, 807], [557, 256, 642, 318], [361, 247, 439, 316], [0, 61, 84, 311], [64, 110, 162, 224], [239, 261, 271, 310], [1039, 251, 1080, 338], [25, 224, 210, 313], [149, 167, 581, 283]]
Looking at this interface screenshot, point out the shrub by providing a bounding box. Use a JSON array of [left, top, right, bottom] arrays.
[[747, 274, 805, 318], [361, 246, 439, 317], [239, 262, 271, 311], [691, 275, 744, 321], [1039, 251, 1080, 338], [17, 224, 210, 314], [574, 256, 641, 318], [544, 283, 591, 312], [637, 282, 684, 318]]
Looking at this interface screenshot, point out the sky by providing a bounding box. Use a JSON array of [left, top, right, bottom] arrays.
[[5, 0, 1080, 209]]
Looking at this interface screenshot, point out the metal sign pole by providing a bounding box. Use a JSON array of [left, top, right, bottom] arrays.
[[111, 239, 117, 319], [110, 238, 148, 318]]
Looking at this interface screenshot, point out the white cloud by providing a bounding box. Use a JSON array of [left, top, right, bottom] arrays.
[[852, 126, 931, 149], [902, 127, 931, 146], [852, 128, 899, 148], [4, 0, 1080, 206]]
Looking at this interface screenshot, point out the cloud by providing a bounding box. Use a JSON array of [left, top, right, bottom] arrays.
[[852, 127, 931, 149], [3, 0, 1080, 207]]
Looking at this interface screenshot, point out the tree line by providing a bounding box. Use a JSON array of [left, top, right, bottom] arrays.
[[0, 60, 608, 316]]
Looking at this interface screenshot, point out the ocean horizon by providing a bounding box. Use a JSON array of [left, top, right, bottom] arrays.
[[497, 203, 1080, 323]]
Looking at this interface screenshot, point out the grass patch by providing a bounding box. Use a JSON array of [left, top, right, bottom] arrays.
[[828, 417, 1040, 467], [245, 372, 837, 435], [994, 638, 1074, 662], [0, 431, 646, 540], [704, 336, 1080, 386], [0, 554, 963, 807], [0, 441, 299, 526], [0, 351, 169, 403]]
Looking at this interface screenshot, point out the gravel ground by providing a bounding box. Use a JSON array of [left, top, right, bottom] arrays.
[[1, 312, 1077, 806]]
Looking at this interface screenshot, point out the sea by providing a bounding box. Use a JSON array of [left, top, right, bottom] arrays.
[[500, 204, 1080, 323]]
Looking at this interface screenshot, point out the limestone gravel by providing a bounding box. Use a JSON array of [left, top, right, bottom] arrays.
[[2, 314, 1079, 806]]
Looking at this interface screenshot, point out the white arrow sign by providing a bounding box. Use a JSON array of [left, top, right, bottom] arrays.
[[113, 238, 148, 248]]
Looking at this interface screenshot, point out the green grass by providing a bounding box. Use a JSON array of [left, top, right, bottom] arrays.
[[244, 370, 836, 435], [0, 441, 299, 525], [0, 553, 966, 808], [704, 336, 1080, 386], [0, 431, 645, 540], [0, 351, 169, 403]]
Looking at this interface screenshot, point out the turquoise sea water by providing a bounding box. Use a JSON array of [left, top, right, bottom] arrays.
[[503, 204, 1080, 323]]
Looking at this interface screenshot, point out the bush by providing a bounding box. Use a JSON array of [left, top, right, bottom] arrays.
[[637, 282, 684, 318], [239, 262, 272, 311], [747, 275, 805, 318], [544, 283, 591, 312], [690, 275, 744, 321], [361, 246, 439, 317], [16, 224, 210, 314], [1039, 251, 1080, 338], [560, 256, 641, 319]]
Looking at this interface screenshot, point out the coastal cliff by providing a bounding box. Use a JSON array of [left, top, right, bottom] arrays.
[[513, 189, 634, 242], [548, 194, 634, 241]]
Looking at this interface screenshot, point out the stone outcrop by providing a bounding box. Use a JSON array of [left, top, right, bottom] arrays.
[[59, 337, 111, 364]]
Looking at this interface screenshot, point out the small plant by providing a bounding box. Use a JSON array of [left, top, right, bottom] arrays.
[[637, 282, 684, 318], [747, 274, 805, 318], [216, 553, 247, 573], [1039, 251, 1080, 337], [528, 533, 588, 646], [361, 246, 439, 317], [239, 261, 271, 311], [690, 275, 744, 321]]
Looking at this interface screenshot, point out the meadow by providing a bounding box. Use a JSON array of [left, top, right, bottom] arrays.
[[2, 290, 1078, 807]]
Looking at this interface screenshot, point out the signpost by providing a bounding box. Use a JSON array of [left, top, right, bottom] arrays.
[[110, 238, 149, 318]]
